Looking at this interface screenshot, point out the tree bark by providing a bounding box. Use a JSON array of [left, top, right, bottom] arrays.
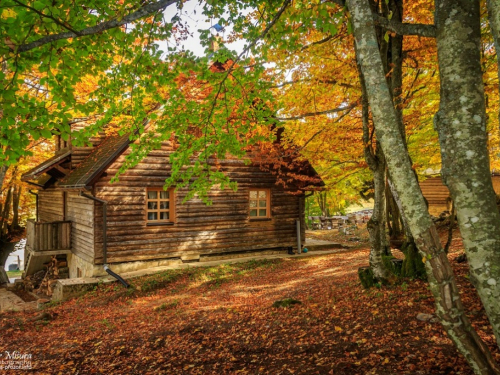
[[358, 53, 394, 283], [367, 155, 394, 282], [434, 0, 500, 349], [0, 187, 12, 237], [346, 0, 500, 372], [444, 199, 456, 254], [0, 166, 7, 193], [11, 185, 21, 229], [0, 245, 9, 285]]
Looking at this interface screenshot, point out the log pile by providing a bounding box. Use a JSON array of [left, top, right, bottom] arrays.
[[24, 256, 69, 296]]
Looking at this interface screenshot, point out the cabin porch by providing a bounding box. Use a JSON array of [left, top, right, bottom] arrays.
[[24, 219, 72, 276]]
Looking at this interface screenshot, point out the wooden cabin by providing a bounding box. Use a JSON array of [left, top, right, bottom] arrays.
[[21, 129, 323, 279], [419, 175, 500, 216]]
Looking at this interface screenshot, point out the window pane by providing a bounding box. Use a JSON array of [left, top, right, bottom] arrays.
[[249, 200, 257, 208], [160, 212, 170, 220], [259, 209, 267, 217], [160, 201, 169, 209], [258, 190, 267, 198], [148, 212, 158, 220], [147, 191, 158, 199], [160, 191, 169, 199], [250, 191, 257, 199], [259, 200, 267, 207], [148, 202, 157, 210], [250, 209, 257, 217]]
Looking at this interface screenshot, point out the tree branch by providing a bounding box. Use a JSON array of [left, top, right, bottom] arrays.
[[301, 35, 334, 51], [276, 102, 356, 121], [271, 78, 355, 89], [15, 0, 177, 53], [373, 14, 436, 38]]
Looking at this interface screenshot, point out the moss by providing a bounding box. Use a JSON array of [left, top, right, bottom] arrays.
[[272, 298, 302, 308], [401, 242, 426, 279], [358, 267, 377, 289], [382, 255, 403, 277]]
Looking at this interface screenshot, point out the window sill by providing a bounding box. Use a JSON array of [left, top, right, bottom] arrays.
[[249, 218, 272, 222], [147, 222, 175, 226]]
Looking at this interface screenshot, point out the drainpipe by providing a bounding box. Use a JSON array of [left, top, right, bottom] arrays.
[[79, 192, 130, 288], [28, 190, 38, 222]]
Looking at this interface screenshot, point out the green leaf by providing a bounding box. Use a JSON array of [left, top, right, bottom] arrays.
[[41, 129, 52, 139]]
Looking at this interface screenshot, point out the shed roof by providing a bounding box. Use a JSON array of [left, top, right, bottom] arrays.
[[21, 150, 72, 182]]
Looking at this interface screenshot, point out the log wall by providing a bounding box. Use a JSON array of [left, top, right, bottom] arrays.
[[93, 143, 305, 264]]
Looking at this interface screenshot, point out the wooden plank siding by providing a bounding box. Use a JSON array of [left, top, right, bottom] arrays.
[[93, 143, 305, 264], [65, 191, 95, 264], [419, 175, 500, 216], [38, 190, 64, 222], [25, 220, 71, 251]]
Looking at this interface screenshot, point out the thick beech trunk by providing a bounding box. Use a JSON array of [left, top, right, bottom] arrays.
[[358, 54, 393, 283], [367, 160, 394, 282], [347, 0, 500, 372], [434, 0, 500, 349]]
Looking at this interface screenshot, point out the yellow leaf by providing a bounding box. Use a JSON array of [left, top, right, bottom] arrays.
[[335, 326, 343, 332]]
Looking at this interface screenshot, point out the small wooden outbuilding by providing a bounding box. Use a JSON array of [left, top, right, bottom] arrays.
[[419, 174, 500, 216]]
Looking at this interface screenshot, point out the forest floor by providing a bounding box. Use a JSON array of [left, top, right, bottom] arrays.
[[1, 227, 499, 374]]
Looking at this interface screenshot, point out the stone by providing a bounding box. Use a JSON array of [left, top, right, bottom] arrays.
[[52, 278, 100, 301], [416, 313, 435, 322], [30, 312, 52, 322], [37, 298, 51, 309]]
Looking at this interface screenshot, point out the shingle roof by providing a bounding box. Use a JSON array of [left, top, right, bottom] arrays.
[[58, 133, 131, 189], [21, 150, 72, 182]]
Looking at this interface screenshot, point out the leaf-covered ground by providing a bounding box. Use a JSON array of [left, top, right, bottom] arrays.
[[1, 229, 499, 374]]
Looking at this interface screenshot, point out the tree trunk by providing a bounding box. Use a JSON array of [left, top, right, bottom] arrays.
[[386, 185, 403, 241], [0, 187, 12, 237], [0, 244, 9, 285], [358, 50, 394, 284], [12, 185, 22, 229], [367, 158, 394, 282], [444, 199, 456, 254], [346, 0, 500, 372], [0, 166, 8, 193], [434, 0, 500, 349]]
